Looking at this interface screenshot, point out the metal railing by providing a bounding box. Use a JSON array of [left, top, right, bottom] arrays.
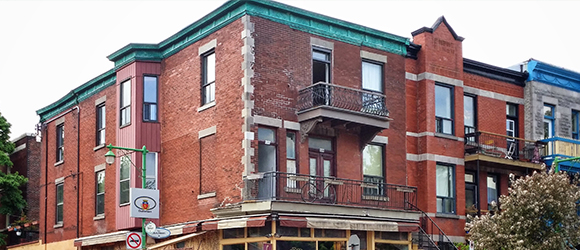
[[540, 137, 580, 159], [465, 131, 545, 163], [243, 172, 417, 211], [7, 230, 39, 246], [408, 202, 459, 250], [297, 82, 389, 117]]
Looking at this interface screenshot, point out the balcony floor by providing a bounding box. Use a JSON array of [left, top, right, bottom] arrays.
[[465, 154, 543, 170]]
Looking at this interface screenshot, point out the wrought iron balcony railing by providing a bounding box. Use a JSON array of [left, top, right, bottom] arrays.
[[297, 82, 389, 117], [465, 131, 546, 163], [244, 172, 417, 211]]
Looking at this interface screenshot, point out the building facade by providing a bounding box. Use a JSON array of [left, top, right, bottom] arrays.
[[5, 133, 41, 248], [521, 59, 580, 172], [34, 1, 545, 250]]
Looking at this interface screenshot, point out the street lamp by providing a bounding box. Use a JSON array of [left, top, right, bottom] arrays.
[[105, 143, 149, 249]]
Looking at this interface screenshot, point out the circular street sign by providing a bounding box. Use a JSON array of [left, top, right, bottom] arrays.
[[126, 232, 142, 249], [145, 221, 157, 234]]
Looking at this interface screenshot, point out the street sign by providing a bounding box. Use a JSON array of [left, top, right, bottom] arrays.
[[147, 227, 171, 239], [145, 221, 157, 234], [126, 232, 142, 249], [130, 188, 160, 219]]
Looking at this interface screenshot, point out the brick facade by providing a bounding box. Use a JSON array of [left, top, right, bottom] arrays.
[[33, 1, 543, 249]]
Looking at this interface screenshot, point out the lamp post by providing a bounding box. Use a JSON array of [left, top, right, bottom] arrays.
[[105, 144, 149, 249]]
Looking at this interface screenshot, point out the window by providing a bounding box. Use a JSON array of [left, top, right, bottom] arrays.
[[119, 156, 130, 205], [572, 110, 579, 139], [362, 60, 385, 114], [257, 127, 277, 199], [436, 164, 455, 214], [96, 171, 105, 215], [543, 104, 555, 139], [145, 152, 158, 190], [506, 103, 519, 159], [286, 132, 297, 189], [465, 172, 477, 211], [362, 61, 383, 92], [202, 51, 215, 105], [143, 76, 158, 122], [487, 174, 498, 210], [312, 48, 331, 84], [120, 80, 131, 126], [363, 144, 384, 196], [435, 84, 454, 135], [56, 124, 64, 162], [56, 183, 63, 224], [464, 95, 476, 135], [96, 104, 106, 146]]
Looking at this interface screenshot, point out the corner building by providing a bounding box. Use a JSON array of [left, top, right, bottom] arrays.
[[35, 1, 544, 250]]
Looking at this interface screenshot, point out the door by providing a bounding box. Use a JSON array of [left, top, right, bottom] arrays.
[[307, 138, 335, 198], [506, 118, 518, 159]]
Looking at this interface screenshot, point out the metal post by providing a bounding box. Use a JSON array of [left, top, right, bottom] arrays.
[[141, 145, 147, 250], [106, 144, 149, 249]]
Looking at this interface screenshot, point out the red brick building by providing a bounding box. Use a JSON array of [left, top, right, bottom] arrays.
[[34, 1, 542, 250], [4, 133, 41, 247]]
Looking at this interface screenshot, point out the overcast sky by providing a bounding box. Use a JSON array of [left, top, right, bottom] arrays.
[[1, 0, 579, 140]]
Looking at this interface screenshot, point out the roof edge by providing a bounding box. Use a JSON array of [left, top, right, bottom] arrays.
[[463, 58, 527, 86], [411, 16, 464, 42]]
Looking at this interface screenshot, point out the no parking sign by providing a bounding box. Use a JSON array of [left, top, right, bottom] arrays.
[[126, 232, 142, 249]]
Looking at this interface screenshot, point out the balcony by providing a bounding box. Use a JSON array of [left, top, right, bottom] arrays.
[[243, 172, 417, 211], [540, 137, 580, 173], [464, 131, 546, 170], [297, 83, 390, 149]]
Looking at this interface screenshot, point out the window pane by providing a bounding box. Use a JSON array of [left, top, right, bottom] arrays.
[[121, 80, 131, 107], [308, 138, 332, 151], [57, 184, 63, 203], [145, 153, 157, 189], [120, 156, 131, 180], [56, 205, 63, 223], [120, 181, 130, 204], [312, 50, 329, 61], [96, 194, 104, 215], [442, 119, 452, 134], [97, 171, 105, 193], [258, 144, 276, 172], [464, 96, 475, 127], [487, 175, 498, 206], [543, 105, 553, 117], [507, 103, 517, 117], [205, 53, 215, 84], [435, 85, 452, 119], [363, 144, 383, 177], [573, 111, 578, 132], [436, 165, 451, 197], [258, 127, 276, 142], [362, 61, 382, 92], [143, 76, 157, 103], [286, 132, 295, 159]]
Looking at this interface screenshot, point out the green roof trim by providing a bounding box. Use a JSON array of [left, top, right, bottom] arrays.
[[39, 0, 410, 122], [36, 69, 116, 122], [108, 0, 409, 69]]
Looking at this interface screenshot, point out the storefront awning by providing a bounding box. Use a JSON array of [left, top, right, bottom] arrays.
[[201, 215, 268, 231], [279, 216, 418, 232], [147, 231, 206, 249]]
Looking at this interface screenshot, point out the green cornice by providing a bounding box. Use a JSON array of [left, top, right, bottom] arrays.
[[108, 0, 409, 70], [40, 0, 410, 122], [36, 69, 116, 122]]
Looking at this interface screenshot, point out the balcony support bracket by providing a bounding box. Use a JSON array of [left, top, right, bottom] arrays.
[[300, 118, 323, 143], [360, 127, 382, 151]]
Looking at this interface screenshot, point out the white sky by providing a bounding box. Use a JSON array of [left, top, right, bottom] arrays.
[[1, 0, 579, 140]]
